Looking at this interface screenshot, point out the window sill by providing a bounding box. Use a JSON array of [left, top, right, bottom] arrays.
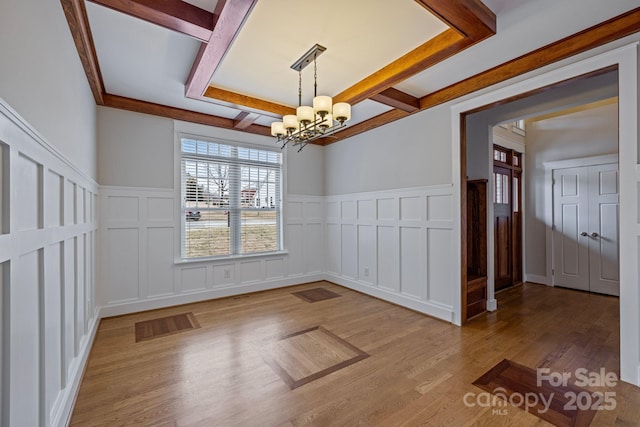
[[174, 250, 289, 266]]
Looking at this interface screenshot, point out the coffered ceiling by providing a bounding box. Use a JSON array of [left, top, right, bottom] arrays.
[[60, 0, 640, 145]]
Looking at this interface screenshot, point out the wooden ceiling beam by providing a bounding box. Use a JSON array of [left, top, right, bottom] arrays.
[[233, 111, 260, 130], [415, 0, 496, 41], [370, 88, 420, 112], [86, 0, 214, 42], [185, 0, 258, 98], [333, 0, 496, 106], [322, 7, 640, 146], [203, 87, 295, 117], [419, 7, 640, 110], [333, 30, 469, 105], [103, 94, 271, 137], [60, 0, 105, 104], [315, 110, 410, 146]]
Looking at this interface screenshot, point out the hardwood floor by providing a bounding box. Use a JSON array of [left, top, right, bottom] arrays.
[[71, 282, 640, 426]]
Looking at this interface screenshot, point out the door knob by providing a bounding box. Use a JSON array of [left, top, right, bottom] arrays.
[[591, 232, 599, 238], [580, 232, 588, 236]]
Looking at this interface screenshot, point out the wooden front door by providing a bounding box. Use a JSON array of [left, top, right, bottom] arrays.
[[493, 146, 522, 292]]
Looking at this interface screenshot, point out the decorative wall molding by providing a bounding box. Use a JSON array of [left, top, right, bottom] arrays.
[[98, 188, 325, 317], [324, 184, 456, 322], [0, 97, 99, 427], [98, 184, 459, 323]]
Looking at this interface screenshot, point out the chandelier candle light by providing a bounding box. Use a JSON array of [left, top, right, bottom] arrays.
[[271, 44, 351, 151]]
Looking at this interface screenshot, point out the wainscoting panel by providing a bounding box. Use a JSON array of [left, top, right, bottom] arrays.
[[99, 191, 325, 316], [106, 228, 139, 302], [0, 99, 99, 427], [325, 185, 455, 322], [181, 266, 207, 292], [147, 227, 174, 297], [240, 260, 262, 283], [326, 223, 341, 275], [285, 223, 304, 276], [15, 153, 40, 231], [377, 225, 398, 292], [400, 226, 423, 299], [357, 225, 375, 285], [306, 223, 324, 273], [341, 224, 357, 280]]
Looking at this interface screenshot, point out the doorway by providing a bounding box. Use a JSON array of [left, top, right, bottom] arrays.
[[453, 45, 639, 385], [459, 67, 620, 323]]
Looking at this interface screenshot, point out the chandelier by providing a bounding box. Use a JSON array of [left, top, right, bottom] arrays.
[[271, 44, 351, 151]]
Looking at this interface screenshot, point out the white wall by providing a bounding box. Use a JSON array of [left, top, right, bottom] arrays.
[[97, 108, 326, 315], [98, 108, 174, 188], [0, 100, 99, 427], [97, 106, 325, 195], [325, 105, 452, 194], [525, 101, 619, 278], [0, 0, 97, 179]]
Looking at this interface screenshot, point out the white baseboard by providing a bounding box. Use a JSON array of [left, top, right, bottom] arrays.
[[54, 314, 101, 427], [325, 274, 454, 323], [100, 274, 325, 317], [525, 274, 552, 286]]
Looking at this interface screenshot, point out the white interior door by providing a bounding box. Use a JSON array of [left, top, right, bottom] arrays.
[[553, 167, 590, 291], [552, 163, 619, 296], [588, 163, 619, 295]]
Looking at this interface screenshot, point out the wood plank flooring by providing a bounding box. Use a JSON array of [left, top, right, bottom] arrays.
[[70, 281, 640, 426]]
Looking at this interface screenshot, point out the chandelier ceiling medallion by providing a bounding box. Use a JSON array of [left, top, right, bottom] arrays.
[[271, 44, 351, 151]]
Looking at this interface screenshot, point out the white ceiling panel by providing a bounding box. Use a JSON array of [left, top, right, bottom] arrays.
[[396, 0, 636, 98], [211, 0, 448, 107], [348, 100, 394, 127], [87, 2, 243, 119]]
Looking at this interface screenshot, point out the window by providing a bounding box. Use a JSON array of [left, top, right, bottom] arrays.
[[494, 148, 508, 163], [512, 119, 526, 136], [513, 177, 519, 212], [180, 137, 282, 259], [493, 172, 509, 204]]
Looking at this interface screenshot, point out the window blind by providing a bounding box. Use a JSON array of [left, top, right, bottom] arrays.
[[180, 138, 282, 259]]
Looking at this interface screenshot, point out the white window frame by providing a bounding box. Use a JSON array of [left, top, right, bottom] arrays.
[[512, 119, 526, 136], [173, 121, 287, 263]]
